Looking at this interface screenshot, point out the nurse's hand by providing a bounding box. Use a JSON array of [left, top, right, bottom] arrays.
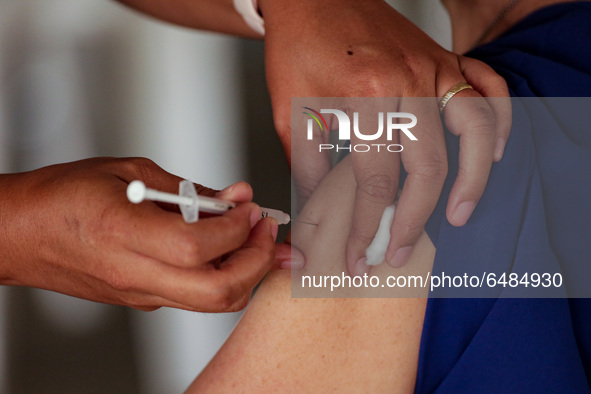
[[260, 0, 511, 274], [0, 158, 277, 312]]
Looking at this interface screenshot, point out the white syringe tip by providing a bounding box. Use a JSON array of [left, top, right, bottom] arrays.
[[276, 212, 291, 225], [260, 208, 291, 225], [127, 180, 147, 204]]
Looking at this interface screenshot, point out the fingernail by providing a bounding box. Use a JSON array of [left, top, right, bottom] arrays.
[[216, 183, 235, 197], [280, 260, 292, 269], [389, 246, 413, 268], [250, 207, 261, 228], [494, 138, 506, 161], [354, 257, 370, 277], [281, 254, 304, 270], [452, 201, 476, 226], [270, 218, 279, 241]]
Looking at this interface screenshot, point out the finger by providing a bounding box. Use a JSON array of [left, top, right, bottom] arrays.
[[459, 56, 512, 161], [215, 181, 254, 203], [113, 259, 252, 313], [111, 157, 218, 196], [125, 218, 276, 312], [121, 194, 262, 267], [215, 217, 277, 282], [111, 157, 225, 212], [346, 102, 399, 276], [386, 100, 447, 267], [274, 242, 305, 270], [128, 291, 251, 313], [440, 86, 496, 227], [198, 218, 277, 311]]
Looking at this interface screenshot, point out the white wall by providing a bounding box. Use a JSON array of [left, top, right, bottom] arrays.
[[388, 0, 452, 49], [0, 0, 246, 392], [119, 16, 247, 394]]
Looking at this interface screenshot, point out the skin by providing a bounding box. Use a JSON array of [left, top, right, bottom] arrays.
[[115, 0, 511, 273], [0, 158, 278, 312], [187, 0, 570, 391], [258, 0, 511, 275], [0, 0, 554, 313], [189, 156, 434, 392]]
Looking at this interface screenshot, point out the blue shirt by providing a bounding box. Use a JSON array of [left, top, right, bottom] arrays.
[[416, 3, 591, 393]]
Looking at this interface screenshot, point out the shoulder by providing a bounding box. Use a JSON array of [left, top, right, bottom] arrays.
[[470, 2, 591, 96]]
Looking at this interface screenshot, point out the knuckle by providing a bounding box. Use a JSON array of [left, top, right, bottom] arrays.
[[350, 229, 379, 245], [399, 52, 441, 94], [351, 60, 414, 96], [353, 68, 388, 96], [490, 72, 507, 86], [113, 157, 163, 183], [394, 220, 424, 239], [397, 53, 425, 89], [456, 165, 473, 181], [226, 297, 250, 313], [465, 105, 497, 136], [296, 185, 314, 204], [346, 48, 437, 96], [295, 174, 319, 200], [211, 284, 240, 311], [175, 234, 203, 266], [123, 157, 158, 175], [357, 173, 398, 202], [457, 162, 490, 184], [412, 160, 448, 183], [106, 270, 133, 292]]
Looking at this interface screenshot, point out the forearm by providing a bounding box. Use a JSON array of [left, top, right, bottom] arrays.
[[0, 159, 278, 312], [258, 0, 402, 37], [114, 0, 260, 38], [0, 173, 29, 285], [0, 175, 13, 283]]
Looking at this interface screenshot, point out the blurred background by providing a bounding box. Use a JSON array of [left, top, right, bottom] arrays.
[[0, 0, 450, 392]]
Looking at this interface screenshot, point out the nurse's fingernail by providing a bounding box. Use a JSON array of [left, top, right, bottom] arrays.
[[354, 257, 370, 277], [389, 246, 413, 268], [250, 207, 262, 228], [451, 201, 476, 226], [280, 260, 291, 269], [494, 138, 506, 161], [281, 254, 304, 270], [216, 184, 235, 197]]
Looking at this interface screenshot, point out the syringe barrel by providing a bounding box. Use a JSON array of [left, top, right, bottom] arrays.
[[260, 207, 291, 225], [198, 195, 237, 214], [198, 195, 290, 225]]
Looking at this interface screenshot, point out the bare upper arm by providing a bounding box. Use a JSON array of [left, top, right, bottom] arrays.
[[188, 157, 434, 392]]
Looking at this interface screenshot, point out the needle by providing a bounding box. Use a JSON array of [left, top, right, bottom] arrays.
[[292, 219, 318, 226]]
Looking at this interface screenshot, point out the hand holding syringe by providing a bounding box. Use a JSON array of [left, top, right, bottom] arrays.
[[127, 180, 306, 225]]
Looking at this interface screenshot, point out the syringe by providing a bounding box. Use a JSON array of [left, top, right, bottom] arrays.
[[126, 180, 295, 225]]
